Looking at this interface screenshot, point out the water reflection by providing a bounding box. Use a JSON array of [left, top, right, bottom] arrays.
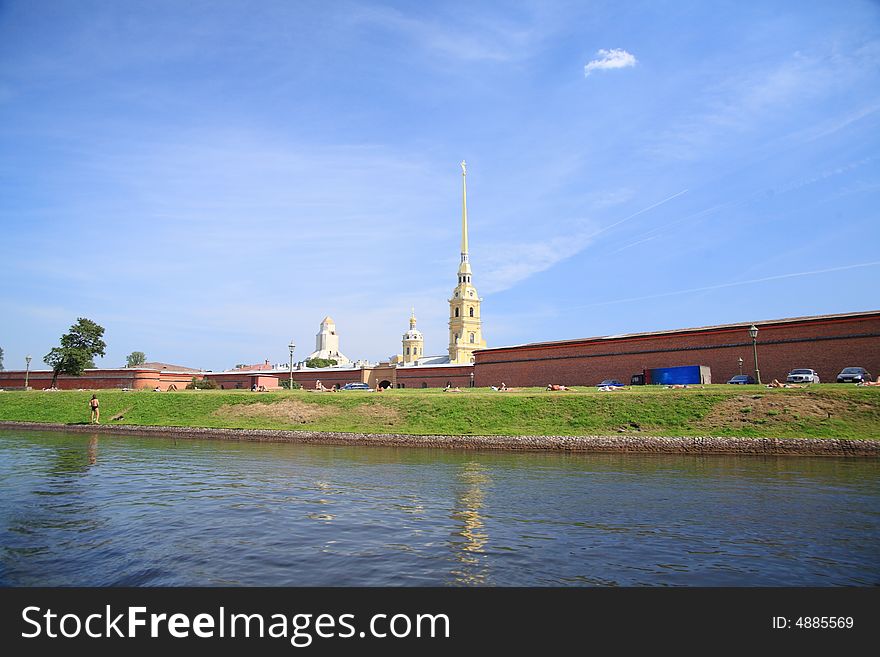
[[0, 430, 878, 586], [450, 462, 490, 585], [1, 434, 106, 584]]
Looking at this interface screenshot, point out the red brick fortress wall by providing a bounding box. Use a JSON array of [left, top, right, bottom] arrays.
[[0, 369, 161, 390], [395, 365, 473, 388], [473, 312, 880, 387]]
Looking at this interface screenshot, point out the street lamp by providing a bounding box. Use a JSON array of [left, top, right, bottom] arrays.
[[25, 355, 32, 389], [737, 357, 743, 376], [748, 325, 761, 385], [288, 340, 296, 391], [470, 370, 475, 388]]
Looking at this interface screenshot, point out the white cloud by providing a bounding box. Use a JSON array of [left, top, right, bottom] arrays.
[[480, 233, 596, 294], [643, 43, 880, 160], [347, 6, 543, 63], [584, 48, 637, 77]]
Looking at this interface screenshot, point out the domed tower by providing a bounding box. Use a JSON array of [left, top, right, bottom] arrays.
[[402, 309, 424, 364], [449, 160, 487, 363]]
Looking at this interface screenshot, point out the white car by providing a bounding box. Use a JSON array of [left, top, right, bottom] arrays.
[[786, 369, 820, 384]]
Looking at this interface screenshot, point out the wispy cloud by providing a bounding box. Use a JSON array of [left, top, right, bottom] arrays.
[[644, 43, 880, 160], [480, 189, 688, 294], [584, 48, 637, 77], [480, 232, 596, 294], [346, 5, 543, 62], [570, 261, 880, 309]]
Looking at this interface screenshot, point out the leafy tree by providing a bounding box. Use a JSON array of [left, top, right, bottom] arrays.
[[126, 351, 146, 368], [305, 357, 338, 368], [186, 376, 216, 390], [44, 318, 107, 387], [0, 346, 4, 371]]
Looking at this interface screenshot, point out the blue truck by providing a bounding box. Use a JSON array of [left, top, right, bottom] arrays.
[[630, 365, 712, 386]]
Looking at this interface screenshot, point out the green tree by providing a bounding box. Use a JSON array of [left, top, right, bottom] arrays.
[[186, 376, 216, 390], [305, 357, 338, 368], [44, 318, 107, 387], [126, 351, 146, 368], [0, 346, 4, 371]]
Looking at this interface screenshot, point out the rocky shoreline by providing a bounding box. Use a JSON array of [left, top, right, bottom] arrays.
[[1, 420, 878, 456]]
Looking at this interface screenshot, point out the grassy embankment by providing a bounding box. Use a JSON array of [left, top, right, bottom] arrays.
[[0, 385, 878, 439]]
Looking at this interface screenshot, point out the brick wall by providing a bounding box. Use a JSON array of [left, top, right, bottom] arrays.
[[395, 365, 474, 389], [0, 369, 160, 390], [474, 313, 880, 387]]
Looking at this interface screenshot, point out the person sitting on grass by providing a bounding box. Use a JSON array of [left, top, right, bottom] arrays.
[[857, 376, 880, 387], [767, 379, 804, 389]]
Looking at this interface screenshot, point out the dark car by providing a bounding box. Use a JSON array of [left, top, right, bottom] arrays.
[[836, 367, 872, 383], [727, 374, 755, 384], [597, 379, 625, 388], [340, 382, 372, 391]]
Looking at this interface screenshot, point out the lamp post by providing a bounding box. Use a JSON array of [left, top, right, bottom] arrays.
[[470, 370, 475, 388], [737, 357, 743, 376], [288, 340, 296, 391], [24, 355, 32, 389], [748, 325, 761, 385]]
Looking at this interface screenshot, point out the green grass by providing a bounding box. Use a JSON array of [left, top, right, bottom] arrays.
[[0, 385, 878, 439]]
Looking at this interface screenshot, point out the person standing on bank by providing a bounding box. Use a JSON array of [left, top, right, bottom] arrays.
[[89, 394, 100, 424]]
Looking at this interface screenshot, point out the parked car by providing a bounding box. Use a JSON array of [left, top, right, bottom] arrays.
[[727, 374, 755, 384], [836, 367, 872, 383], [340, 382, 372, 391], [786, 369, 820, 384], [597, 379, 625, 388]]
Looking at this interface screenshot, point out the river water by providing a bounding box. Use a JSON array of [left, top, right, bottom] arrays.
[[0, 429, 877, 586]]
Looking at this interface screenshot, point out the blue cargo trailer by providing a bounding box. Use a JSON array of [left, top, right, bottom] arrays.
[[643, 365, 711, 385]]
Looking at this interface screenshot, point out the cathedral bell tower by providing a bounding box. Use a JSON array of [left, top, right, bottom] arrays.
[[449, 160, 487, 363], [402, 309, 424, 364]]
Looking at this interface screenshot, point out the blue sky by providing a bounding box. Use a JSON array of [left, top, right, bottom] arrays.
[[1, 0, 879, 371]]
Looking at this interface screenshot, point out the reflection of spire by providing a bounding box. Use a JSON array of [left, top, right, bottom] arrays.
[[449, 462, 490, 585]]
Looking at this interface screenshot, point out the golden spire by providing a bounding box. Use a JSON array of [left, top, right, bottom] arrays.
[[459, 160, 471, 274], [410, 307, 417, 329]]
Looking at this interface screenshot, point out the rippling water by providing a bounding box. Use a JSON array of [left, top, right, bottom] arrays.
[[0, 429, 878, 586]]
